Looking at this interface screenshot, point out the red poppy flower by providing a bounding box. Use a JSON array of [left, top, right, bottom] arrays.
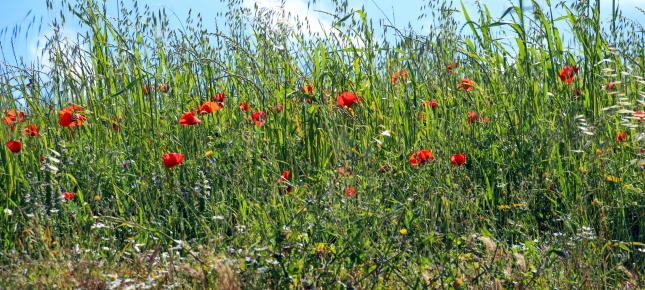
[[3, 109, 25, 126], [457, 78, 476, 91], [39, 155, 46, 162], [304, 84, 313, 94], [447, 63, 458, 74], [59, 105, 87, 127], [213, 92, 225, 107], [278, 170, 292, 192], [239, 102, 249, 112], [616, 131, 627, 142], [450, 154, 466, 166], [482, 116, 490, 123], [179, 111, 202, 126], [251, 111, 267, 126], [468, 111, 479, 124], [345, 186, 357, 197], [198, 101, 221, 115], [409, 149, 433, 166], [424, 99, 437, 109], [607, 82, 615, 92], [6, 140, 22, 153], [163, 153, 184, 168], [337, 92, 360, 108], [22, 124, 39, 136], [559, 65, 578, 83], [278, 170, 290, 182], [63, 191, 75, 201]]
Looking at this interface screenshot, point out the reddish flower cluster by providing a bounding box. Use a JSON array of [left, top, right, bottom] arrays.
[[279, 170, 290, 182], [111, 115, 121, 132], [423, 99, 438, 109], [239, 102, 249, 112], [3, 109, 25, 129], [278, 170, 292, 192], [616, 131, 627, 142], [155, 83, 170, 93], [163, 153, 184, 169], [213, 93, 225, 107], [450, 154, 466, 166], [467, 112, 489, 124], [304, 84, 314, 95], [457, 78, 476, 91], [23, 124, 39, 136], [408, 149, 467, 167], [391, 68, 408, 85], [179, 111, 202, 126], [409, 149, 434, 166], [337, 92, 360, 108], [559, 65, 578, 83], [198, 101, 221, 115], [143, 83, 170, 94], [447, 63, 458, 75], [337, 166, 352, 176], [59, 105, 87, 127], [251, 111, 267, 126], [63, 191, 75, 201], [345, 186, 357, 197], [6, 140, 22, 153]]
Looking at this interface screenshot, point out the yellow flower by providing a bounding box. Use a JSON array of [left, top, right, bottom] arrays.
[[605, 175, 623, 183], [94, 195, 101, 201], [498, 204, 511, 210], [315, 243, 327, 255], [205, 150, 214, 158], [399, 228, 408, 235]]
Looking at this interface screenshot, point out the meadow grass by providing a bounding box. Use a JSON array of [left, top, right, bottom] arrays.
[[0, 0, 643, 288]]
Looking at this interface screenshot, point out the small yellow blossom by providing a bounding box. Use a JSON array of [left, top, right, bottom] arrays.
[[399, 228, 408, 235]]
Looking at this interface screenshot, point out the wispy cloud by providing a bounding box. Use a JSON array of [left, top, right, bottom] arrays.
[[29, 25, 91, 78], [242, 0, 364, 47]]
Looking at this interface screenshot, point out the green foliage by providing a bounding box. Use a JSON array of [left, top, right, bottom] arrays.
[[0, 0, 643, 288]]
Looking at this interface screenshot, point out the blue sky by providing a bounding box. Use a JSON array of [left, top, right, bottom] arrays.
[[0, 0, 642, 65]]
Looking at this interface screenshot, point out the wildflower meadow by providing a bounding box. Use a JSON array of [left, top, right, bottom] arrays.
[[0, 0, 643, 288]]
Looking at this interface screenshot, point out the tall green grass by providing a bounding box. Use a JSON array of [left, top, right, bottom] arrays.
[[0, 0, 643, 288]]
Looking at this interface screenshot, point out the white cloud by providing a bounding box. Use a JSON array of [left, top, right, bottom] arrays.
[[243, 0, 332, 34], [242, 0, 364, 47]]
